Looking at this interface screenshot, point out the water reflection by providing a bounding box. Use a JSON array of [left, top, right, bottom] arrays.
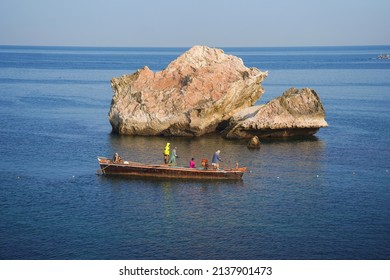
[[252, 137, 326, 187], [96, 133, 327, 260], [105, 133, 326, 187]]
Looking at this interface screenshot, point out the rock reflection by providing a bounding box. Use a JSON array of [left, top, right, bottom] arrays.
[[106, 133, 325, 186]]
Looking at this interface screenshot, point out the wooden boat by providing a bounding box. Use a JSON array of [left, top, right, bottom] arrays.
[[97, 156, 246, 180]]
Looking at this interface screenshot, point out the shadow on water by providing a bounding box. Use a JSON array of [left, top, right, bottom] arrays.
[[101, 132, 326, 188], [107, 132, 324, 162], [106, 133, 251, 168], [254, 136, 326, 181]]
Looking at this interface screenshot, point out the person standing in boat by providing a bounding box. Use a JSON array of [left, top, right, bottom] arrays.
[[211, 150, 223, 169], [169, 147, 179, 165], [189, 158, 196, 168], [163, 142, 170, 164], [113, 152, 122, 163]]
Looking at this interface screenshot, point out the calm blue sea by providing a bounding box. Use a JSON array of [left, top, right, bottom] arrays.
[[0, 45, 389, 260]]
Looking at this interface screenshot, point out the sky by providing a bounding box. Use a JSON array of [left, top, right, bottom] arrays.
[[1, 0, 389, 47]]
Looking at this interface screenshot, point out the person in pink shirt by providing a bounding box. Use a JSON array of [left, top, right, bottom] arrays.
[[189, 158, 196, 168]]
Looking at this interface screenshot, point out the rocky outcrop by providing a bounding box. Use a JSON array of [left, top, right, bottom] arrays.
[[222, 88, 328, 139], [108, 46, 328, 139], [109, 45, 268, 136], [247, 136, 261, 149]]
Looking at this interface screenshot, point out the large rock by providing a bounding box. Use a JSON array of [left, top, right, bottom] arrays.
[[222, 87, 328, 138], [108, 45, 268, 136]]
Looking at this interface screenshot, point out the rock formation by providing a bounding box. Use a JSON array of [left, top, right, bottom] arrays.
[[222, 88, 328, 138], [247, 136, 261, 149], [108, 46, 328, 139], [109, 45, 268, 136]]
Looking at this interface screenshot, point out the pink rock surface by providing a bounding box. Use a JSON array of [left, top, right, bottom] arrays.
[[109, 45, 268, 136]]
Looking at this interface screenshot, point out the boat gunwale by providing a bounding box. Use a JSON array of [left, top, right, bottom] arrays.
[[97, 156, 246, 179], [97, 156, 246, 174]]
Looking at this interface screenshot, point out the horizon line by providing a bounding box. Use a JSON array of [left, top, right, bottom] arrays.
[[1, 44, 390, 49]]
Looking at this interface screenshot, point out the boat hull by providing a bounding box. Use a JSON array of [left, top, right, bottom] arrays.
[[98, 157, 245, 180]]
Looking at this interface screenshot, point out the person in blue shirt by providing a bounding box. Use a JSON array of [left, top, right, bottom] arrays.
[[211, 150, 222, 169]]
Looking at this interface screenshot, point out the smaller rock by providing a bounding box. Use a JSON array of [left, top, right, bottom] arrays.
[[223, 87, 328, 139], [247, 136, 261, 149]]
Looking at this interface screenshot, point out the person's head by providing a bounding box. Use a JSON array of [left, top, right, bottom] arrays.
[[216, 150, 220, 154], [191, 158, 194, 161]]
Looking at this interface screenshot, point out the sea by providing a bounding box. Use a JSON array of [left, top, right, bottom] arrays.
[[0, 45, 389, 260]]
